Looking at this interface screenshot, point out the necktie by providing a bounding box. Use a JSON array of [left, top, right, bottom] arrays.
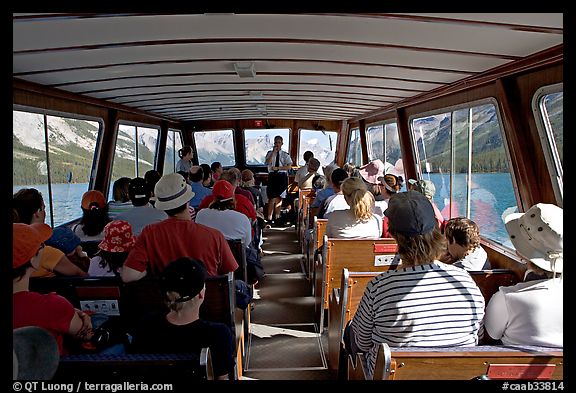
[[274, 150, 280, 169]]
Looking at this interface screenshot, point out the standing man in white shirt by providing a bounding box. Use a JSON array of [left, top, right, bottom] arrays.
[[264, 135, 293, 225]]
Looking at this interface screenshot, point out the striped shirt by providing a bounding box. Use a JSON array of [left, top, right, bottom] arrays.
[[350, 262, 485, 379]]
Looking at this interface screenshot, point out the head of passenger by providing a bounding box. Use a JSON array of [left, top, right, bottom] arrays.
[[97, 220, 137, 276], [307, 158, 321, 173], [411, 179, 436, 200], [160, 257, 208, 312], [504, 203, 563, 279], [220, 167, 241, 188], [79, 190, 110, 236], [45, 225, 89, 271], [111, 177, 131, 203], [209, 180, 236, 211], [211, 162, 223, 179], [200, 164, 213, 187], [340, 177, 374, 221], [189, 166, 204, 184], [378, 173, 404, 196], [154, 173, 195, 216], [444, 217, 481, 261], [331, 168, 349, 192], [144, 170, 161, 195], [178, 145, 193, 161], [13, 188, 46, 225], [358, 159, 386, 185], [312, 175, 326, 191], [303, 150, 314, 163], [342, 162, 356, 177], [241, 169, 255, 187], [128, 177, 152, 207], [13, 222, 53, 282], [177, 170, 190, 184], [384, 191, 445, 266]]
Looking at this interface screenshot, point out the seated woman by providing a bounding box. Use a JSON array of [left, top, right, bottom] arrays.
[[441, 217, 491, 270], [483, 203, 562, 348], [326, 177, 382, 239], [72, 190, 111, 242], [130, 257, 236, 380], [44, 226, 91, 275], [88, 220, 137, 277], [344, 191, 485, 380], [107, 177, 133, 219]]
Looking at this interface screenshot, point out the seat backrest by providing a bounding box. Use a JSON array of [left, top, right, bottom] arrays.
[[226, 238, 247, 283], [469, 269, 520, 304], [349, 343, 563, 380], [56, 348, 214, 380]]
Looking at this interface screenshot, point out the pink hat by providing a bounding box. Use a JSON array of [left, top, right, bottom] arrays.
[[358, 159, 386, 184], [98, 220, 136, 253]]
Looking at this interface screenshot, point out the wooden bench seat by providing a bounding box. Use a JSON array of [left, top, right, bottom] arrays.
[[348, 343, 563, 380]]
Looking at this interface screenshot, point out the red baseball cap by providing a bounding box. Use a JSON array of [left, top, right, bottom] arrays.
[[13, 223, 53, 268], [81, 190, 106, 210], [212, 180, 235, 201]]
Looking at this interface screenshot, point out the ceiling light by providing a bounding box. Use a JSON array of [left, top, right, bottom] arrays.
[[234, 62, 256, 78]]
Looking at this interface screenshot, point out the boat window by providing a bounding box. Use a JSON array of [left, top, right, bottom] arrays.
[[109, 124, 159, 202], [533, 87, 563, 204], [163, 128, 184, 175], [13, 110, 102, 227], [244, 128, 291, 166], [194, 129, 236, 167], [411, 102, 517, 248], [346, 128, 362, 166], [366, 121, 404, 182], [297, 129, 338, 167]]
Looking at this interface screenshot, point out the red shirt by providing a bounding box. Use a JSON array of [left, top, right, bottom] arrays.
[[13, 291, 75, 354], [124, 218, 238, 276], [235, 187, 255, 205]]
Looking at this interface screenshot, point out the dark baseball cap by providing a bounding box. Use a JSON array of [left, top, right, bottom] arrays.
[[128, 177, 151, 201], [160, 258, 207, 303], [384, 191, 437, 236]]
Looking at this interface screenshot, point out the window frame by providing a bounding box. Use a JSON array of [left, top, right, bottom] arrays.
[[13, 105, 104, 227], [164, 128, 184, 174], [531, 83, 563, 205]]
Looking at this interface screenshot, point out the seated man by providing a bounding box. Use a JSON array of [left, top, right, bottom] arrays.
[[441, 217, 491, 270]]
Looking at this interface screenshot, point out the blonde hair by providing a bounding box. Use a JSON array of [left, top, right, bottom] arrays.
[[341, 177, 374, 221]]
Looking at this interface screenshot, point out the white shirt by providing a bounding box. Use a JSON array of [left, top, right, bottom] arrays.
[[326, 209, 382, 239], [452, 246, 491, 271], [295, 164, 324, 184], [484, 279, 563, 348], [265, 149, 292, 173], [323, 194, 350, 218], [88, 256, 116, 277], [195, 208, 252, 247]]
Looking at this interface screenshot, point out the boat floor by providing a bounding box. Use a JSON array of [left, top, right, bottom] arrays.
[[242, 225, 331, 380]]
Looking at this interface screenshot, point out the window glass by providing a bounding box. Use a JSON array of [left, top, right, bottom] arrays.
[[367, 122, 404, 181], [298, 129, 337, 167], [345, 128, 362, 166], [163, 129, 183, 174], [109, 124, 159, 201], [194, 129, 236, 167], [411, 101, 516, 247], [244, 128, 291, 166], [13, 110, 101, 227], [536, 90, 563, 203], [541, 92, 563, 168]]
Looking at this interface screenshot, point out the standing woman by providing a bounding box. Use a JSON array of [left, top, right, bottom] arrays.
[[176, 145, 194, 173]]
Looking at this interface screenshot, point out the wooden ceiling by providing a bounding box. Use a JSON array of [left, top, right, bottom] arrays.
[[13, 13, 563, 122]]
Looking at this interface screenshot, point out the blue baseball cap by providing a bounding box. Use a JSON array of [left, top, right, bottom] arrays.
[[45, 226, 81, 255], [384, 191, 437, 236]]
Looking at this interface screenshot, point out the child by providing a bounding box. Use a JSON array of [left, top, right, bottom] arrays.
[[442, 217, 491, 270], [88, 220, 136, 277]]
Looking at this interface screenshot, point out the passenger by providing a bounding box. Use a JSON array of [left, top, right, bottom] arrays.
[[144, 169, 161, 207], [483, 203, 562, 348], [223, 167, 255, 205], [195, 180, 265, 285], [44, 226, 91, 274], [175, 172, 197, 221], [200, 163, 213, 188], [317, 168, 349, 219], [115, 177, 168, 235], [345, 191, 485, 380], [294, 151, 324, 187], [177, 170, 191, 185], [310, 165, 338, 210], [130, 257, 235, 380], [211, 161, 223, 182], [358, 160, 387, 215], [13, 223, 94, 355], [377, 173, 404, 237], [188, 166, 212, 210], [441, 217, 491, 270], [342, 162, 356, 177], [88, 220, 136, 277], [264, 135, 293, 225], [13, 188, 87, 277], [240, 169, 264, 212], [72, 190, 110, 242], [175, 145, 194, 173], [297, 157, 321, 191], [120, 173, 238, 282], [107, 177, 133, 219], [312, 174, 326, 193], [409, 179, 446, 232], [326, 177, 382, 239]]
